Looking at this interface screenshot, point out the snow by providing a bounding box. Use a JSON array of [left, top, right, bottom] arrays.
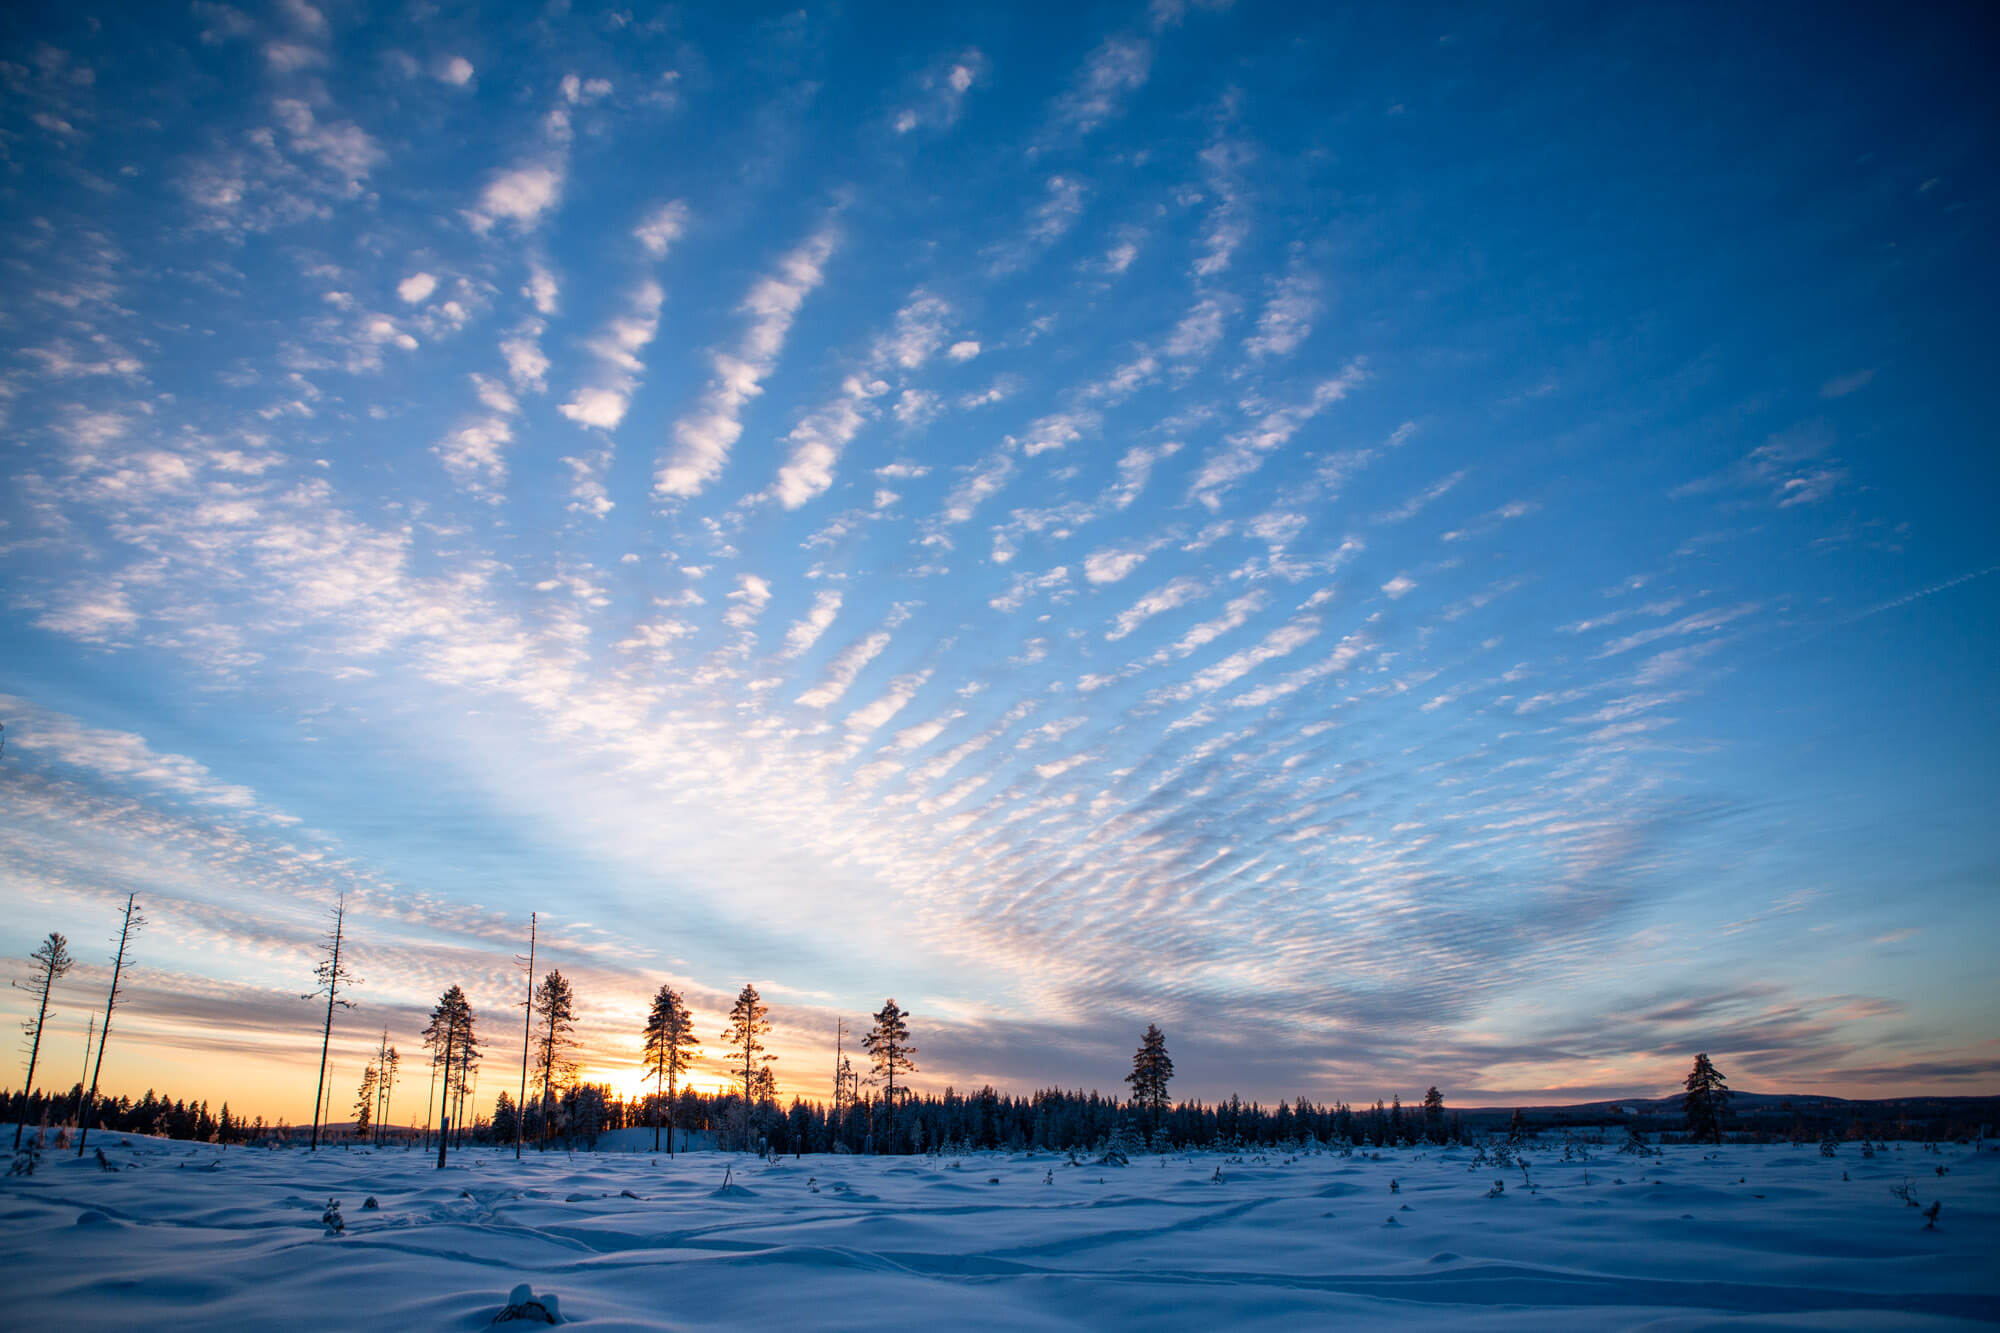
[[3, 1134, 1995, 1328]]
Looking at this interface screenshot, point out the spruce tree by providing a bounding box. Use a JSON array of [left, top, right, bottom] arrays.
[[1682, 1052, 1730, 1144], [351, 1064, 376, 1138], [1125, 1024, 1174, 1135], [642, 985, 700, 1153], [1422, 1086, 1446, 1139]]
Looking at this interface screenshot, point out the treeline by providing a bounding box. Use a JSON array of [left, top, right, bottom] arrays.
[[3, 1083, 266, 1144]]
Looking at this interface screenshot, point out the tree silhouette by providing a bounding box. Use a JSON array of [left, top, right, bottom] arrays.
[[1125, 1024, 1173, 1133], [532, 968, 576, 1147], [77, 893, 143, 1157], [352, 1064, 376, 1138], [422, 985, 475, 1165], [13, 931, 73, 1152], [864, 998, 918, 1107], [642, 985, 700, 1153], [721, 983, 773, 1110], [301, 894, 357, 1152], [1682, 1052, 1730, 1144]]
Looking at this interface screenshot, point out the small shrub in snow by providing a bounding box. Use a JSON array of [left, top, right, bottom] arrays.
[[494, 1283, 560, 1324], [1820, 1132, 1839, 1157], [94, 1148, 119, 1172], [1486, 1179, 1505, 1198], [321, 1199, 344, 1234], [1890, 1180, 1919, 1208], [1923, 1201, 1941, 1230], [363, 1197, 379, 1209]]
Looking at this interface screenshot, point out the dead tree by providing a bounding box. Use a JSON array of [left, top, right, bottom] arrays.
[[14, 932, 73, 1151], [76, 894, 143, 1157], [301, 895, 359, 1151]]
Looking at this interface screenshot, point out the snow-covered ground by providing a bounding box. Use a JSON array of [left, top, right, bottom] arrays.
[[4, 1134, 1995, 1329]]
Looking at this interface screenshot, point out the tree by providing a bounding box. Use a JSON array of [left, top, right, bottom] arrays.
[[352, 1063, 377, 1138], [864, 999, 918, 1108], [1683, 1052, 1730, 1144], [532, 969, 576, 1147], [369, 1028, 399, 1145], [513, 912, 536, 1160], [1423, 1086, 1446, 1138], [721, 984, 774, 1128], [301, 894, 358, 1152], [1125, 1024, 1173, 1133], [13, 931, 72, 1151], [642, 985, 700, 1153], [422, 985, 475, 1165], [77, 893, 144, 1157]]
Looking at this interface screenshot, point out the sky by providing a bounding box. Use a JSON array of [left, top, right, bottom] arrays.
[[1, 0, 1996, 1124]]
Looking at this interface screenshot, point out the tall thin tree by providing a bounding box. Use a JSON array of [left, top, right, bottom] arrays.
[[369, 1027, 399, 1145], [71, 1014, 93, 1130], [301, 894, 358, 1151], [722, 983, 773, 1114], [532, 968, 576, 1147], [13, 932, 73, 1150], [76, 893, 143, 1157], [1125, 1023, 1173, 1135], [423, 985, 474, 1166], [864, 998, 917, 1109], [642, 985, 700, 1153], [514, 912, 535, 1160]]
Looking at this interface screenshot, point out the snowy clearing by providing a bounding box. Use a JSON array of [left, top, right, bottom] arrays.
[[4, 1135, 1996, 1329]]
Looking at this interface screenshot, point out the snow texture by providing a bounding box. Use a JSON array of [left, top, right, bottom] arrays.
[[1, 1132, 1994, 1328]]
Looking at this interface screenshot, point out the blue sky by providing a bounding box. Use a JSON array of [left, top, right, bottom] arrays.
[[2, 0, 1995, 1118]]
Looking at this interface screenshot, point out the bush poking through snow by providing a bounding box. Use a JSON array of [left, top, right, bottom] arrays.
[[1891, 1180, 1919, 1208], [321, 1199, 344, 1234], [1923, 1201, 1941, 1230], [94, 1148, 119, 1172], [495, 1283, 560, 1324], [1486, 1179, 1505, 1198]]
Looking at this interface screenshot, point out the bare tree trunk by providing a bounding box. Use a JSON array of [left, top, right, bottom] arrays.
[[77, 894, 141, 1157], [71, 1016, 94, 1128], [516, 913, 534, 1161], [307, 897, 348, 1151]]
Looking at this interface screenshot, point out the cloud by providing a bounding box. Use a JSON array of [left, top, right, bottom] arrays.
[[634, 200, 691, 256], [1083, 545, 1149, 584], [1187, 362, 1367, 510], [437, 55, 475, 86], [1244, 265, 1321, 359], [468, 165, 563, 233], [396, 272, 438, 304], [1819, 368, 1874, 399], [1107, 576, 1205, 640], [782, 590, 844, 657], [655, 224, 839, 500], [1048, 34, 1152, 141], [796, 629, 892, 708]]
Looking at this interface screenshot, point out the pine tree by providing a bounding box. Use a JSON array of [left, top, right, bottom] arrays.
[[864, 999, 918, 1107], [1682, 1052, 1730, 1144], [12, 932, 72, 1152], [1125, 1024, 1174, 1134], [721, 984, 774, 1115], [1423, 1086, 1446, 1139], [642, 985, 700, 1153], [532, 969, 576, 1147], [352, 1064, 377, 1138], [422, 985, 475, 1164]]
